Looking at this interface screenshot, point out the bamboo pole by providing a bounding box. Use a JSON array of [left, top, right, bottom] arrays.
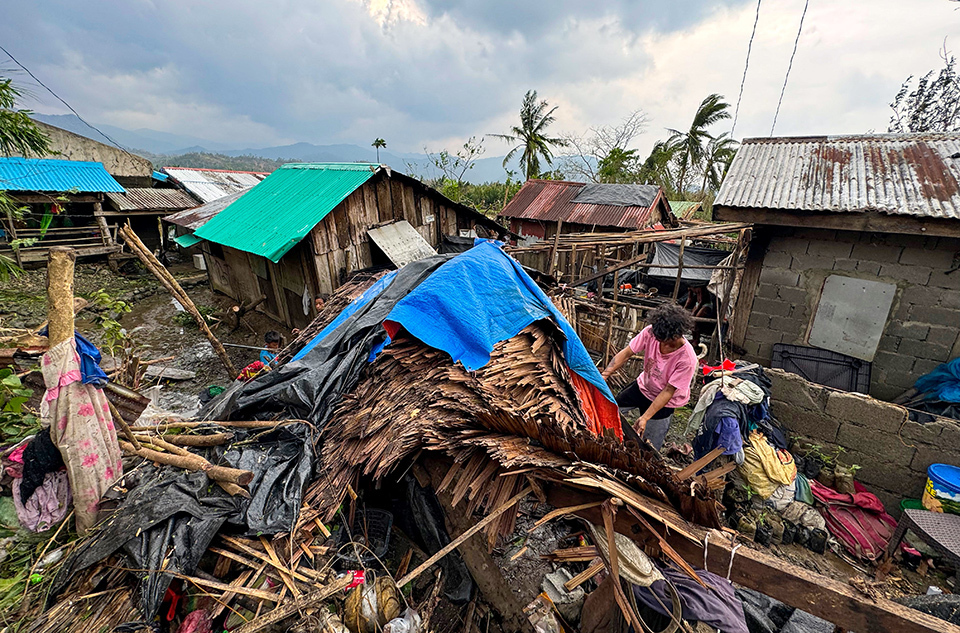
[[46, 247, 76, 348], [119, 440, 253, 485], [119, 225, 237, 377], [671, 239, 685, 300]]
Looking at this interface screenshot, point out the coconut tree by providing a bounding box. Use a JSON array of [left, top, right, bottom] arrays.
[[491, 90, 567, 181], [637, 140, 679, 196], [667, 94, 731, 195], [699, 133, 739, 195], [371, 138, 386, 162]]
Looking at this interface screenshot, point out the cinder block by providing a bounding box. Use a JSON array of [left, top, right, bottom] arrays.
[[836, 424, 916, 463], [769, 316, 806, 333], [885, 321, 929, 341], [898, 339, 953, 362], [879, 264, 932, 285], [900, 420, 944, 445], [767, 368, 825, 411], [900, 246, 957, 268], [929, 270, 960, 290], [876, 335, 901, 353], [899, 285, 941, 308], [833, 259, 858, 271], [920, 306, 960, 327], [857, 462, 923, 497], [937, 422, 960, 451], [852, 242, 903, 264], [768, 237, 811, 254], [762, 250, 793, 268], [752, 297, 793, 317], [940, 289, 960, 310], [825, 390, 907, 435], [759, 267, 801, 287], [755, 283, 779, 300], [855, 261, 882, 276], [926, 326, 959, 349], [748, 312, 771, 329], [911, 445, 960, 473], [752, 327, 785, 344], [777, 286, 808, 305], [873, 351, 916, 374], [912, 358, 943, 378], [792, 253, 837, 272], [773, 402, 839, 441], [808, 240, 854, 259]]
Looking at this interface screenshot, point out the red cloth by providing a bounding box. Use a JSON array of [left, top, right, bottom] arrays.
[[810, 480, 896, 560], [569, 369, 623, 440]]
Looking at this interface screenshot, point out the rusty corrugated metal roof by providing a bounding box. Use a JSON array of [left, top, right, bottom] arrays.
[[163, 189, 245, 230], [105, 188, 199, 212], [498, 180, 669, 229], [160, 167, 269, 203], [715, 133, 960, 219]]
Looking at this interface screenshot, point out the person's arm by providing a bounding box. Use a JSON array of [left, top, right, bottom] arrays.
[[635, 384, 677, 434], [601, 345, 636, 380]]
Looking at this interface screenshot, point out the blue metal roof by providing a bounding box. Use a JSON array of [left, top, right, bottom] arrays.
[[0, 157, 125, 193]]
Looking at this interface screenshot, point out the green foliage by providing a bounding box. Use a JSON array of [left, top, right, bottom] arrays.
[[0, 78, 52, 158], [491, 90, 568, 181], [890, 46, 960, 133], [0, 368, 39, 445], [371, 137, 386, 162], [597, 147, 639, 184], [667, 93, 733, 194], [137, 150, 290, 172], [89, 288, 131, 356], [173, 304, 216, 328]]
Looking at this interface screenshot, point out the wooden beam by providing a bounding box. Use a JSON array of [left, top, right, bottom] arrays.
[[729, 231, 769, 351], [713, 206, 960, 239], [47, 247, 76, 348], [10, 193, 102, 204], [569, 223, 752, 287], [546, 486, 959, 633]]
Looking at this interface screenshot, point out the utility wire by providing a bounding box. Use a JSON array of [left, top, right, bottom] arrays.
[[770, 0, 810, 136], [0, 44, 135, 156], [731, 0, 762, 138]]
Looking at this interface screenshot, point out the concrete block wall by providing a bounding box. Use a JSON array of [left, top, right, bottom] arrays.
[[769, 368, 960, 514], [742, 227, 960, 400]]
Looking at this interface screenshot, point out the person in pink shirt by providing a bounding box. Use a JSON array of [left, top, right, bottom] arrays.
[[601, 303, 697, 450]]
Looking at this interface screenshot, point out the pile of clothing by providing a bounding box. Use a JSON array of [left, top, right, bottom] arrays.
[[689, 362, 897, 560]]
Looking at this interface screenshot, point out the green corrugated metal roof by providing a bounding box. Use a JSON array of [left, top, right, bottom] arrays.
[[174, 233, 204, 248], [194, 163, 379, 262], [668, 200, 701, 218]]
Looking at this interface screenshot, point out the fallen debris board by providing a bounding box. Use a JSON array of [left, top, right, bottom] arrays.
[[367, 220, 437, 267], [809, 275, 896, 362], [144, 366, 197, 380]]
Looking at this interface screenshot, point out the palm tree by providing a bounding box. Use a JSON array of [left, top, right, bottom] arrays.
[[491, 90, 567, 180], [372, 138, 386, 162], [637, 140, 679, 196], [667, 94, 731, 195], [699, 133, 739, 195]]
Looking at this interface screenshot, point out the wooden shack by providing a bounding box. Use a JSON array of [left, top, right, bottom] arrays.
[[177, 163, 508, 329]]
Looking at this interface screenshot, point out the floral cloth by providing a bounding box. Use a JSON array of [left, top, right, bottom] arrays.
[[13, 471, 71, 532], [41, 338, 122, 534]]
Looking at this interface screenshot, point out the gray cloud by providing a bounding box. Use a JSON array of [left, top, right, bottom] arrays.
[[1, 0, 957, 156]]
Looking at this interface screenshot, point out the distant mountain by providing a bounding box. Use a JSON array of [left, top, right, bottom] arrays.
[[30, 113, 522, 183]]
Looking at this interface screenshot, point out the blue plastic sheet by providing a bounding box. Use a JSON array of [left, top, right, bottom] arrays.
[[384, 241, 615, 403], [914, 357, 960, 403], [292, 270, 398, 362], [38, 328, 108, 386]]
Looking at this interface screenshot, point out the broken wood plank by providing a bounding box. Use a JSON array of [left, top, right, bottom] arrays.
[[564, 561, 604, 591], [397, 486, 532, 587], [230, 574, 352, 633], [675, 446, 724, 480]]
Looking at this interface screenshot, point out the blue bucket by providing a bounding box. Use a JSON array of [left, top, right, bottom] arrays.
[[923, 463, 960, 514]]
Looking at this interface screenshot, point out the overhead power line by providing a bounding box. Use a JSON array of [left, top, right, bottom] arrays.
[[0, 44, 135, 156], [770, 0, 810, 136], [731, 0, 762, 138]]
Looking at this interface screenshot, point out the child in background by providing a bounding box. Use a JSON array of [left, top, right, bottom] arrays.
[[260, 331, 282, 365]]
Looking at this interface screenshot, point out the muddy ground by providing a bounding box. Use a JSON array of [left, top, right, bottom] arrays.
[[1, 259, 292, 416]]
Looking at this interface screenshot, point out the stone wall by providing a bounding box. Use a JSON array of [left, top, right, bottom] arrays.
[[742, 227, 960, 400], [769, 368, 960, 514]]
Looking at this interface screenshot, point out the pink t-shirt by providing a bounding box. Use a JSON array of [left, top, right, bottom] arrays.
[[628, 326, 697, 408]]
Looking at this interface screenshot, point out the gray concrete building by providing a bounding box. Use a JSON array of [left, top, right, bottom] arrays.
[[714, 133, 960, 400]]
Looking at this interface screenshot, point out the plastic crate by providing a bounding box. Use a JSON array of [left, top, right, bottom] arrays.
[[333, 507, 394, 568], [771, 344, 871, 394]]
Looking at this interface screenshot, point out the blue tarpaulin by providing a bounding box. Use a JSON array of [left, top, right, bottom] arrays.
[[915, 357, 960, 403], [383, 241, 616, 403]]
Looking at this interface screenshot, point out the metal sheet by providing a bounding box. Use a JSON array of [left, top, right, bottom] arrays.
[[105, 188, 198, 212], [0, 157, 125, 193], [716, 133, 960, 220], [160, 167, 269, 203], [367, 220, 437, 268], [499, 179, 667, 229], [808, 275, 896, 362]]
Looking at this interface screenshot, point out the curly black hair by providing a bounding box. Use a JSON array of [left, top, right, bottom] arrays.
[[648, 303, 694, 341]]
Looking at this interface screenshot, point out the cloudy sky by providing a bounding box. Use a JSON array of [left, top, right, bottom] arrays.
[[2, 0, 959, 156]]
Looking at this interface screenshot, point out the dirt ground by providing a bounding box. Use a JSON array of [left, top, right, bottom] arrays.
[[1, 259, 293, 417]]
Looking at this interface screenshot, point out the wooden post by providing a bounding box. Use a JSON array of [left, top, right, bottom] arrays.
[[93, 202, 115, 246], [548, 220, 563, 276], [5, 209, 22, 267], [47, 247, 76, 347], [671, 239, 685, 301], [119, 225, 237, 377]]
